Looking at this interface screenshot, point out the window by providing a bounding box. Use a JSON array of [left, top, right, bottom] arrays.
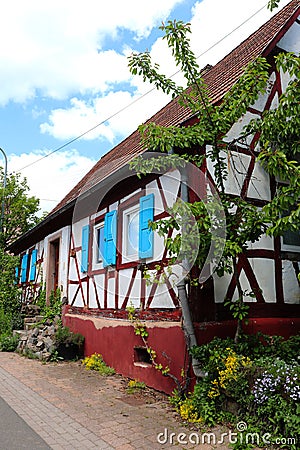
[[122, 193, 154, 263], [88, 194, 155, 269], [93, 223, 105, 266], [282, 229, 300, 252], [123, 204, 139, 261], [281, 207, 300, 252]]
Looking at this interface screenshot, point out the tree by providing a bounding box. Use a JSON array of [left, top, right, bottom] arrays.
[[0, 169, 40, 248], [127, 5, 300, 347], [0, 169, 41, 326]]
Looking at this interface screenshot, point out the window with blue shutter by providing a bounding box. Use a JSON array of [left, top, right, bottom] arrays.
[[21, 254, 28, 283], [139, 194, 154, 259], [29, 249, 38, 282], [81, 225, 89, 273], [103, 210, 117, 267]]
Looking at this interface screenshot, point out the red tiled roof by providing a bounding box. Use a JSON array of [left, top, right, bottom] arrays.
[[50, 0, 299, 216]]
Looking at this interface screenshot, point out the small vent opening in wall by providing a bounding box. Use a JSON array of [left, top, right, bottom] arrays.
[[134, 346, 151, 366]]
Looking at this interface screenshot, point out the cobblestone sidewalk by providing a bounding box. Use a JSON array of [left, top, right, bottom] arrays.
[[0, 352, 230, 450]]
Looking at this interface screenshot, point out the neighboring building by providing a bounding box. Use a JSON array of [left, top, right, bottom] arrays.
[[9, 1, 300, 393]]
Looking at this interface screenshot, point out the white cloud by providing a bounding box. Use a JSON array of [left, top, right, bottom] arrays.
[[38, 0, 292, 144], [8, 150, 96, 214], [40, 87, 172, 144], [0, 0, 183, 105], [189, 0, 291, 67]]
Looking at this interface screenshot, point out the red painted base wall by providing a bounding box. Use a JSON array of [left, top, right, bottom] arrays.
[[63, 308, 300, 395]]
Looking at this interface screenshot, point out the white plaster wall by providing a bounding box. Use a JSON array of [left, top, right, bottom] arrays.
[[93, 273, 105, 308], [151, 229, 165, 262], [213, 258, 276, 304], [237, 268, 255, 302], [146, 180, 164, 214], [247, 234, 274, 251], [251, 72, 276, 112], [207, 149, 251, 196], [247, 161, 271, 201], [68, 256, 78, 281], [282, 260, 300, 304], [118, 268, 135, 307], [145, 176, 175, 263], [269, 92, 279, 110], [69, 282, 86, 307], [127, 271, 141, 309], [109, 201, 118, 212], [107, 277, 115, 308], [72, 218, 89, 281], [277, 19, 300, 54], [213, 271, 232, 303], [223, 111, 260, 149], [147, 280, 175, 309], [72, 218, 89, 249], [249, 258, 276, 303], [280, 68, 293, 93], [226, 151, 251, 195], [159, 170, 180, 208]]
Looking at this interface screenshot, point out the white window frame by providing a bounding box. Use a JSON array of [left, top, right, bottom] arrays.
[[92, 222, 105, 269], [122, 203, 140, 263]]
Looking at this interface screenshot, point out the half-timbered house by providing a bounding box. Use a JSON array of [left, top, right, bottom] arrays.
[[9, 1, 300, 393]]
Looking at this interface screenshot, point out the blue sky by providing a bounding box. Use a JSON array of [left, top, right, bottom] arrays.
[[0, 0, 290, 213]]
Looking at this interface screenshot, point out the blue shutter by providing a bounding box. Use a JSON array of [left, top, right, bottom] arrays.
[[81, 225, 89, 273], [103, 210, 117, 267], [14, 267, 19, 284], [139, 194, 154, 259], [29, 249, 38, 281], [21, 254, 28, 283]]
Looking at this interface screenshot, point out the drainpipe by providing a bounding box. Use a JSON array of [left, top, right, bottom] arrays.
[[166, 146, 205, 379], [177, 167, 206, 379]]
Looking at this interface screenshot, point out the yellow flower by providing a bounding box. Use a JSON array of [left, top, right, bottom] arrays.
[[179, 399, 203, 423]]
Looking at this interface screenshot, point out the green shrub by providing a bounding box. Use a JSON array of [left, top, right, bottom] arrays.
[[0, 333, 19, 352], [54, 324, 84, 347], [0, 308, 13, 334], [37, 287, 62, 323]]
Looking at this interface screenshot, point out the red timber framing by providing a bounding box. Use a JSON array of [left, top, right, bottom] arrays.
[[67, 173, 182, 317]]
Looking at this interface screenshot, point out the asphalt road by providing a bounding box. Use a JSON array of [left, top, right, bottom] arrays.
[[0, 396, 51, 450]]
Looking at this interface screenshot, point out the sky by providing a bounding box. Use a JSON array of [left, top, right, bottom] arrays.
[[0, 0, 291, 214]]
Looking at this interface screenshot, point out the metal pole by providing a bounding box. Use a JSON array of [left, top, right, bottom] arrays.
[[0, 147, 8, 233]]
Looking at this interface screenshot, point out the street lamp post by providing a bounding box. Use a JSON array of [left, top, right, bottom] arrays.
[[0, 147, 7, 233]]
